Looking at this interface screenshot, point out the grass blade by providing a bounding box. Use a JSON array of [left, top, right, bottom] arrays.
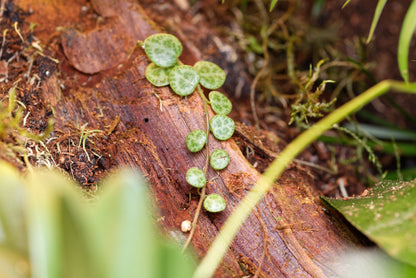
[[398, 0, 416, 82], [342, 0, 351, 9], [269, 0, 278, 11], [366, 0, 387, 43]]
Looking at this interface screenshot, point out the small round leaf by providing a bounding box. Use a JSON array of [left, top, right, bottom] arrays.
[[210, 115, 235, 141], [186, 167, 206, 188], [194, 61, 226, 90], [169, 65, 200, 96], [144, 33, 183, 67], [209, 91, 232, 115], [186, 129, 207, 152], [203, 193, 226, 212], [145, 63, 172, 87], [210, 149, 230, 170]]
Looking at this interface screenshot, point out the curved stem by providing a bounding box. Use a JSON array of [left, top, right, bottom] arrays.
[[182, 85, 211, 251], [193, 80, 416, 278]]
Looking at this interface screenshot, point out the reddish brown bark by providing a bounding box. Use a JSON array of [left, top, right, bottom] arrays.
[[13, 0, 366, 277]]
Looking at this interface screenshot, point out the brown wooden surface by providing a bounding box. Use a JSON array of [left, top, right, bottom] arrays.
[[14, 0, 365, 277]]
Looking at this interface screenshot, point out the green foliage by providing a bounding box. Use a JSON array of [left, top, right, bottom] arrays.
[[336, 249, 416, 278], [322, 179, 416, 267], [0, 162, 195, 278], [398, 0, 416, 82], [366, 0, 387, 43], [208, 91, 232, 116], [203, 194, 226, 213], [210, 115, 235, 141], [195, 81, 416, 278], [145, 63, 172, 87], [358, 0, 416, 82], [142, 33, 233, 214], [269, 0, 278, 12], [193, 61, 226, 90], [186, 129, 207, 153], [0, 85, 53, 141], [210, 149, 230, 170], [289, 61, 336, 128], [169, 65, 201, 96], [144, 33, 182, 67], [186, 167, 207, 188], [222, 0, 279, 12]]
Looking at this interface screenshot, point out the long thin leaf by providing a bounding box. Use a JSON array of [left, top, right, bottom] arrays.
[[366, 0, 387, 43], [398, 0, 416, 82], [342, 0, 351, 9], [269, 0, 278, 12]]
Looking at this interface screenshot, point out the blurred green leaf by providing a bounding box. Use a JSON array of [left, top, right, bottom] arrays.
[[344, 122, 416, 141], [0, 163, 27, 255], [26, 170, 79, 278], [60, 196, 94, 278], [0, 246, 30, 278], [159, 242, 196, 278], [342, 0, 351, 9], [398, 0, 416, 82], [335, 249, 416, 278], [323, 179, 416, 267], [385, 166, 416, 181], [269, 0, 278, 12], [0, 163, 195, 278], [366, 0, 387, 43], [93, 169, 159, 278], [318, 135, 416, 156]]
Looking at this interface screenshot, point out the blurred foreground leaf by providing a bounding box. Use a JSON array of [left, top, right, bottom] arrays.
[[0, 162, 195, 278], [322, 179, 416, 267]]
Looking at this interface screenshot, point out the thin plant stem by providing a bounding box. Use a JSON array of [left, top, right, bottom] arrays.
[[182, 85, 211, 251], [193, 80, 416, 278]]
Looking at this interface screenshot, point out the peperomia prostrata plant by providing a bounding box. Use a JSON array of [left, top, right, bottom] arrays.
[[139, 33, 233, 250]]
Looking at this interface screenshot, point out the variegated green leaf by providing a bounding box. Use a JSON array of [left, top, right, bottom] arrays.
[[210, 115, 235, 141], [209, 91, 232, 115], [186, 167, 206, 188], [169, 65, 200, 96], [145, 63, 172, 87], [186, 129, 207, 153], [194, 61, 226, 90], [210, 149, 230, 170], [144, 33, 182, 68], [203, 194, 226, 212]]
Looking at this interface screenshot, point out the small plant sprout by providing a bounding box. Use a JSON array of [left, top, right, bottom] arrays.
[[194, 61, 226, 90], [186, 167, 206, 188], [186, 129, 207, 152], [144, 33, 182, 67], [168, 65, 200, 96], [208, 91, 232, 115], [203, 193, 226, 213], [210, 149, 230, 170], [210, 115, 235, 140], [144, 63, 172, 87]]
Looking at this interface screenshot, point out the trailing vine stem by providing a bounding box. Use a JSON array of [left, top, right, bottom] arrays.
[[193, 80, 416, 278], [182, 85, 211, 252]]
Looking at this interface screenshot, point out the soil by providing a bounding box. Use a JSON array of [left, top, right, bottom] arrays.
[[0, 0, 413, 276]]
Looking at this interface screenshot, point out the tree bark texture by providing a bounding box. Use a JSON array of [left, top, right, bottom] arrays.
[[13, 0, 366, 277]]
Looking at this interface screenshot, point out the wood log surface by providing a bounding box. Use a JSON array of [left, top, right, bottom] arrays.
[[12, 0, 367, 277]]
